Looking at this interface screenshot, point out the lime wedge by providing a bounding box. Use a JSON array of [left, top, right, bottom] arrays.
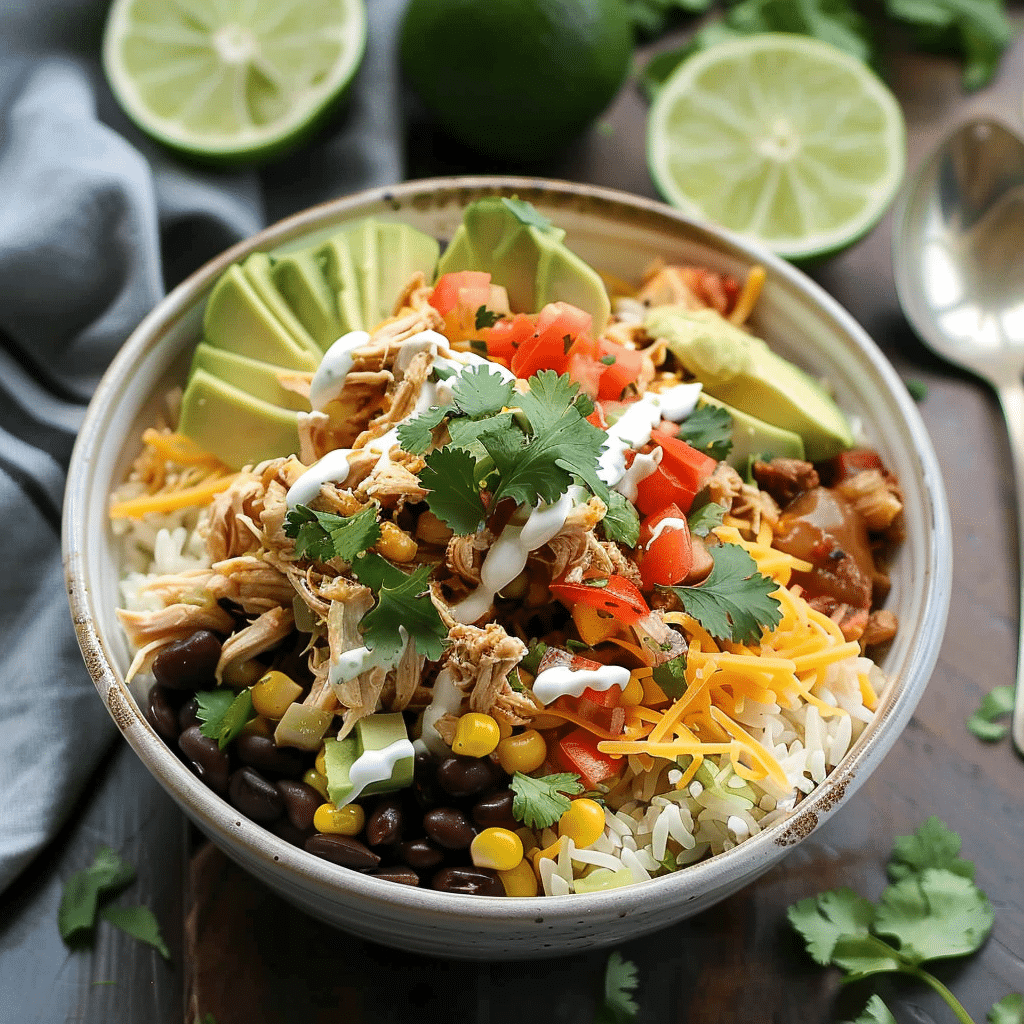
[[103, 0, 367, 163], [647, 34, 906, 261]]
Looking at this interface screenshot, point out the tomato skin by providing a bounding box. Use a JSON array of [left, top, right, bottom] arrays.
[[634, 430, 717, 516], [556, 728, 622, 789], [429, 271, 492, 316], [509, 302, 596, 379], [595, 340, 644, 401], [638, 505, 693, 589], [485, 312, 535, 362], [826, 448, 884, 483], [549, 574, 650, 624]]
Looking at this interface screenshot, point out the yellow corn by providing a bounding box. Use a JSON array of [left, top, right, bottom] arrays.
[[557, 798, 606, 849], [315, 743, 327, 777], [313, 802, 365, 836], [239, 715, 273, 740], [499, 858, 539, 897], [470, 827, 524, 872], [452, 713, 502, 758], [496, 729, 547, 774], [303, 768, 330, 801], [251, 670, 303, 720], [375, 520, 418, 562]]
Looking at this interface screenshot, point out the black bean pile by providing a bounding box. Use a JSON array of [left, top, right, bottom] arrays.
[[143, 629, 516, 895]]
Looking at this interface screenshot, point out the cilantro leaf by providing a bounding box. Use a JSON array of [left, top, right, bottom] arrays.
[[887, 816, 974, 882], [419, 446, 489, 535], [398, 405, 450, 455], [100, 905, 170, 960], [676, 404, 733, 460], [967, 684, 1014, 742], [651, 653, 688, 699], [500, 197, 554, 231], [350, 553, 447, 661], [284, 504, 380, 563], [662, 542, 781, 642], [450, 364, 516, 418], [475, 305, 502, 330], [872, 869, 994, 964], [448, 411, 516, 459], [687, 500, 727, 538], [58, 848, 137, 943], [905, 377, 929, 402], [196, 688, 254, 750], [509, 771, 584, 828], [596, 951, 639, 1024], [787, 888, 892, 971], [989, 994, 1024, 1024], [601, 490, 641, 547], [844, 994, 899, 1024]]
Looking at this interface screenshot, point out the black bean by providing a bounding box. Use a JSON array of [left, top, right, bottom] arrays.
[[431, 866, 505, 897], [436, 755, 502, 799], [423, 807, 477, 850], [269, 817, 313, 848], [277, 779, 322, 832], [471, 789, 517, 830], [398, 838, 445, 871], [145, 684, 181, 744], [152, 630, 222, 690], [365, 796, 404, 847], [178, 726, 230, 794], [178, 697, 201, 733], [228, 767, 284, 824], [235, 732, 306, 778], [306, 833, 381, 871], [411, 751, 441, 808], [370, 866, 420, 886]]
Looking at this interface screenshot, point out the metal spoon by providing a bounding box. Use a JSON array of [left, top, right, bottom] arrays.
[[893, 117, 1024, 755]]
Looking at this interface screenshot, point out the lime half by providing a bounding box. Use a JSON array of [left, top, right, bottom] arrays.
[[103, 0, 367, 163], [647, 34, 906, 261]]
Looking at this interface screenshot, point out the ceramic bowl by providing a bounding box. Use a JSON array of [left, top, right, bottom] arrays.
[[63, 177, 951, 959]]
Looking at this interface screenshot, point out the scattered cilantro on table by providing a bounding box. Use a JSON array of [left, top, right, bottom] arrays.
[[905, 378, 929, 402], [509, 771, 584, 828], [596, 951, 640, 1024], [675, 403, 733, 461], [196, 688, 253, 750], [788, 816, 1021, 1024], [284, 504, 380, 563], [967, 685, 1014, 742], [59, 847, 170, 960]]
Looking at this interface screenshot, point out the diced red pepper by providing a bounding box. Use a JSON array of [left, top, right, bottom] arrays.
[[634, 430, 717, 516], [556, 728, 622, 789], [549, 574, 650, 624], [638, 504, 694, 589]]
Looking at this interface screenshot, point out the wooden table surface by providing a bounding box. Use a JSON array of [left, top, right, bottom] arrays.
[[2, 15, 1023, 1024]]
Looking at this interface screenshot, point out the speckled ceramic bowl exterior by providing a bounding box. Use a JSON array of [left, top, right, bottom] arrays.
[[63, 177, 951, 959]]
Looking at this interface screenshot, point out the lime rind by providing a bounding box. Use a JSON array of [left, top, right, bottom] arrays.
[[647, 33, 907, 261], [103, 0, 367, 162]]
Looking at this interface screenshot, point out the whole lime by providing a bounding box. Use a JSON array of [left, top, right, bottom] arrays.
[[400, 0, 634, 162]]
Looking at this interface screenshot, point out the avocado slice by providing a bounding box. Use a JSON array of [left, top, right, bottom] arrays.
[[437, 197, 611, 334], [696, 393, 805, 470], [316, 233, 366, 335], [270, 249, 342, 350], [178, 367, 302, 470], [323, 712, 414, 806], [190, 342, 310, 413], [241, 252, 322, 361], [644, 307, 853, 462], [203, 265, 319, 372]]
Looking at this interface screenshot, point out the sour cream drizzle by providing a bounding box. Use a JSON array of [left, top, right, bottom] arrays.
[[532, 664, 632, 705], [328, 627, 409, 691], [287, 448, 354, 509], [340, 737, 416, 807], [309, 330, 371, 411]]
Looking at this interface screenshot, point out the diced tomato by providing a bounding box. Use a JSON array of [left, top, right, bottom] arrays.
[[510, 301, 596, 379], [633, 430, 717, 516], [484, 312, 535, 362], [826, 448, 884, 483], [596, 340, 645, 401], [567, 350, 605, 399], [638, 504, 693, 589], [549, 574, 650, 624], [429, 271, 492, 316], [556, 728, 622, 789], [586, 402, 609, 430]]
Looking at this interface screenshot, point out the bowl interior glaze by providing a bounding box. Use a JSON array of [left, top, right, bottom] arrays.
[[63, 177, 951, 959]]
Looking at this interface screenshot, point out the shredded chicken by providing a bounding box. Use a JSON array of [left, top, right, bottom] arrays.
[[216, 605, 295, 683], [445, 622, 530, 718]]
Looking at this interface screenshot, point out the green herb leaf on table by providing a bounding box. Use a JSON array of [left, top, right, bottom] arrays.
[[887, 816, 975, 882], [509, 771, 584, 829], [284, 504, 381, 563], [602, 490, 641, 547], [844, 994, 899, 1024], [100, 905, 171, 960], [967, 685, 1014, 742], [196, 688, 253, 750], [419, 446, 489, 534], [676, 403, 733, 460], [905, 377, 929, 402], [596, 951, 640, 1024], [58, 847, 137, 943], [662, 542, 782, 643], [623, 0, 716, 39], [688, 500, 727, 538], [989, 993, 1024, 1024], [350, 553, 448, 662]]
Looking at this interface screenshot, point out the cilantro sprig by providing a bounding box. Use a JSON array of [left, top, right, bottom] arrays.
[[788, 817, 1020, 1024], [660, 542, 782, 643], [966, 685, 1014, 742], [509, 770, 584, 829], [196, 687, 253, 750], [284, 503, 380, 563], [676, 403, 733, 461], [596, 951, 640, 1024]]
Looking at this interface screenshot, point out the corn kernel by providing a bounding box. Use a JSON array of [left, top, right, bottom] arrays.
[[251, 670, 303, 720], [313, 802, 365, 836], [375, 520, 418, 562], [239, 715, 273, 740], [452, 713, 501, 758], [496, 729, 547, 774], [470, 827, 524, 872], [558, 798, 606, 849], [499, 858, 539, 897], [620, 674, 645, 707], [303, 768, 330, 801], [493, 713, 515, 740]]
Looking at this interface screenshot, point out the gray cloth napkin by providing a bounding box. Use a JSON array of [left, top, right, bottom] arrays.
[[0, 0, 408, 894]]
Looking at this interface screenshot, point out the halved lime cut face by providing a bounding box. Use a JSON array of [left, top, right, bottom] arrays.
[[103, 0, 367, 163], [647, 34, 907, 261]]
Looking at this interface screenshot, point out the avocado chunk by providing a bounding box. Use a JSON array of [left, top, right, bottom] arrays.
[[241, 252, 322, 360], [270, 248, 342, 350], [323, 713, 415, 807], [696, 393, 805, 470], [190, 342, 310, 413], [316, 232, 367, 336], [203, 264, 319, 372], [178, 367, 301, 470], [644, 307, 853, 462], [437, 197, 611, 334]]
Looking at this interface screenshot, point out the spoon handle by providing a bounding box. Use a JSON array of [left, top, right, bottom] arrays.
[[996, 379, 1024, 757]]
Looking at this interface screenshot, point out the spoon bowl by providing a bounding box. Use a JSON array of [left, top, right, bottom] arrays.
[[893, 117, 1024, 753]]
